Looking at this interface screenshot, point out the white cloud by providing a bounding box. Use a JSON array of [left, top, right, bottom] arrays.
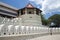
[[42, 0, 60, 14], [29, 0, 60, 14], [29, 0, 35, 1], [29, 0, 44, 4]]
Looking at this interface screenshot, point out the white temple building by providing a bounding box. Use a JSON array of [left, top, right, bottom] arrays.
[[0, 2, 60, 37]]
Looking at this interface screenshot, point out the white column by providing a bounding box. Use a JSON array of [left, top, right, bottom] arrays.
[[34, 27, 35, 33], [30, 26, 33, 34], [19, 10, 21, 16], [39, 11, 41, 15], [21, 26, 25, 34], [26, 26, 29, 34], [8, 25, 12, 32], [25, 8, 27, 14], [36, 27, 38, 33], [15, 25, 19, 34], [0, 24, 4, 36], [34, 9, 36, 14], [0, 24, 4, 32]]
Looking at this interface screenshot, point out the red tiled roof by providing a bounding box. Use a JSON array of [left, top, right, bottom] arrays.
[[26, 3, 34, 8]]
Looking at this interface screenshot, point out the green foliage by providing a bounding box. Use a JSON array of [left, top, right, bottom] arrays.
[[41, 14, 60, 26], [48, 14, 60, 26], [41, 13, 48, 25]]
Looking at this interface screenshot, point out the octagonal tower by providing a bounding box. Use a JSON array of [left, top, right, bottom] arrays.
[[18, 3, 42, 26]]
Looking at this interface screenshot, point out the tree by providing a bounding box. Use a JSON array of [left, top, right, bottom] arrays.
[[41, 13, 48, 26], [48, 14, 60, 27]]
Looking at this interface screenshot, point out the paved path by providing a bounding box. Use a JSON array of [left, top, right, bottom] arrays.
[[29, 34, 60, 40], [0, 34, 60, 40]]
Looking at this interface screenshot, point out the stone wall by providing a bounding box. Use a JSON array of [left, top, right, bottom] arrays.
[[0, 17, 60, 37]]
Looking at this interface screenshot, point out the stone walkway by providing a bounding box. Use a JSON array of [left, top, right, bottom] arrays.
[[0, 34, 60, 40], [29, 34, 60, 40]]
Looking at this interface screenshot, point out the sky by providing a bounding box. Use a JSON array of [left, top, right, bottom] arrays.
[[0, 0, 60, 19]]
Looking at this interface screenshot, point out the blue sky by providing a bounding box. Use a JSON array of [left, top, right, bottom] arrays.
[[0, 0, 29, 9], [0, 0, 60, 19]]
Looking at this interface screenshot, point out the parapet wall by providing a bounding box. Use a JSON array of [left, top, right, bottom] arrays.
[[0, 16, 60, 37]]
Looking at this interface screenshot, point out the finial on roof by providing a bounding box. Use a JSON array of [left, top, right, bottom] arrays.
[[25, 3, 34, 8]]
